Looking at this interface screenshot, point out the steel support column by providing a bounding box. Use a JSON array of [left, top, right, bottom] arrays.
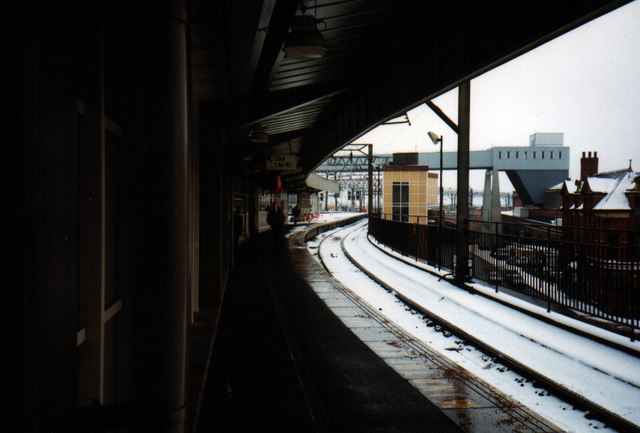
[[456, 81, 471, 283], [166, 7, 189, 431], [136, 1, 189, 431]]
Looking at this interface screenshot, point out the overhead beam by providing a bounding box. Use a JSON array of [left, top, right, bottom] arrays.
[[315, 155, 393, 173], [248, 1, 278, 74], [251, 0, 302, 93], [426, 100, 458, 134]]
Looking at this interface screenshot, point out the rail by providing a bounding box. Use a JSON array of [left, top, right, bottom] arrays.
[[368, 214, 639, 337], [333, 223, 640, 432]]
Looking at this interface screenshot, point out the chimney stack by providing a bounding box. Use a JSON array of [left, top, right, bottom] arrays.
[[580, 150, 599, 180]]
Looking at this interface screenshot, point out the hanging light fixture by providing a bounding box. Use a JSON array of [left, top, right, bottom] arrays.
[[283, 14, 326, 59]]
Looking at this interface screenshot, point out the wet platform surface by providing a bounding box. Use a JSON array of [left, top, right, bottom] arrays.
[[198, 223, 562, 432]]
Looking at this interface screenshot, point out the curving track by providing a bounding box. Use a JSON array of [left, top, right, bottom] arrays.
[[314, 220, 640, 433]]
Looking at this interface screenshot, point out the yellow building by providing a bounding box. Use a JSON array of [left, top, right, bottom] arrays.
[[383, 165, 438, 224]]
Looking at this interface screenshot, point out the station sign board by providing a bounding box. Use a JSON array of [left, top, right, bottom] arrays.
[[265, 155, 297, 171]]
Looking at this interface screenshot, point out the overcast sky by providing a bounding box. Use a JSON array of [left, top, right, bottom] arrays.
[[356, 0, 640, 191]]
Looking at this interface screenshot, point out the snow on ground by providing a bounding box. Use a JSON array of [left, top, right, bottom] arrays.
[[313, 211, 364, 223], [384, 240, 640, 354], [286, 212, 364, 238], [310, 219, 640, 433]]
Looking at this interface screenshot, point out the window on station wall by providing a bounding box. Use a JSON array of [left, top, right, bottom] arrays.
[[507, 151, 511, 159], [392, 182, 409, 222], [516, 151, 519, 158], [498, 151, 502, 159]]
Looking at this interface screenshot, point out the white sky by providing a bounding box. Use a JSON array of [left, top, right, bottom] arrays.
[[355, 0, 640, 191]]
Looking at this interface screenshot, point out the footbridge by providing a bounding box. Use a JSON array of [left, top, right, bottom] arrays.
[[416, 133, 569, 208]]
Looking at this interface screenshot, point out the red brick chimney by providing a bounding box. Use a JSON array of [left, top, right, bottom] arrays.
[[580, 151, 599, 180]]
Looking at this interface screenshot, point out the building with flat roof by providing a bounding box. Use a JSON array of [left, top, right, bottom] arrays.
[[382, 165, 438, 224]]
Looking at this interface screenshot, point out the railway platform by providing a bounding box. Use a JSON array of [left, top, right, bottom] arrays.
[[197, 218, 562, 433]]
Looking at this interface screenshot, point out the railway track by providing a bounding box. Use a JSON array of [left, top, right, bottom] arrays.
[[314, 221, 640, 433]]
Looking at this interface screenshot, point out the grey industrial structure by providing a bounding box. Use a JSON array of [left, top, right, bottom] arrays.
[[317, 133, 569, 220]]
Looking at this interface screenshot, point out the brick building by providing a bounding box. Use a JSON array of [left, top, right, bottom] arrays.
[[561, 151, 640, 247]]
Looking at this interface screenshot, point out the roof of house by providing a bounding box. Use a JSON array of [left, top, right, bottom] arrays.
[[593, 167, 633, 179], [583, 177, 617, 194], [593, 171, 637, 211], [552, 180, 578, 194], [564, 180, 578, 193]]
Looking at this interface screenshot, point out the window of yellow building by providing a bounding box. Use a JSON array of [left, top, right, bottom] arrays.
[[392, 182, 409, 222]]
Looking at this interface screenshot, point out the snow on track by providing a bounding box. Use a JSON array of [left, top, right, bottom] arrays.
[[316, 220, 640, 433]]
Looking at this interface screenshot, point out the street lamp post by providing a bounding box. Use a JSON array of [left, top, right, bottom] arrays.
[[428, 131, 443, 270], [428, 131, 444, 228]]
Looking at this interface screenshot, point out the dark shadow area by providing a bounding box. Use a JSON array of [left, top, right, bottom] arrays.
[[198, 229, 462, 432], [197, 235, 314, 432]]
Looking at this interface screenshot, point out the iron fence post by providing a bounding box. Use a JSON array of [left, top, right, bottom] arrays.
[[495, 221, 499, 293], [547, 226, 551, 313]]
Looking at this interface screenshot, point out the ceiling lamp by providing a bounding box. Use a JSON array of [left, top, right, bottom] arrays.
[[283, 15, 326, 60]]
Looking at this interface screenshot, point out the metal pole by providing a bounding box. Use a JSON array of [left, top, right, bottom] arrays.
[[377, 166, 381, 215], [439, 136, 443, 271], [439, 135, 444, 227], [456, 81, 471, 283], [368, 144, 373, 217]]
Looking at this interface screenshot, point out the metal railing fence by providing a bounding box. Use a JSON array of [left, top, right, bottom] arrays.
[[368, 214, 639, 335]]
